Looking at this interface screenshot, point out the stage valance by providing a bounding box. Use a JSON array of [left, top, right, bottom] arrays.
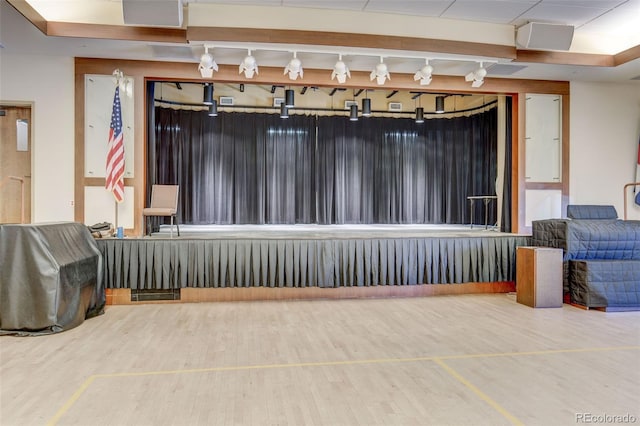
[[98, 235, 530, 289]]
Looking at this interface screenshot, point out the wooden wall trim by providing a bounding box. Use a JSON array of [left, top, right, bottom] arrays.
[[106, 282, 516, 305], [561, 94, 570, 215], [6, 0, 47, 34], [517, 94, 526, 233], [511, 94, 520, 232], [514, 50, 614, 67], [75, 57, 571, 235], [47, 22, 187, 43], [74, 70, 85, 223], [525, 182, 563, 190], [615, 45, 640, 66]]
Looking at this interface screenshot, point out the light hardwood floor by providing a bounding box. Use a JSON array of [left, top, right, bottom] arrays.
[[1, 293, 639, 426]]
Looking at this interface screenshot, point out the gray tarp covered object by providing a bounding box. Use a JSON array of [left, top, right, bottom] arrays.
[[0, 222, 105, 336]]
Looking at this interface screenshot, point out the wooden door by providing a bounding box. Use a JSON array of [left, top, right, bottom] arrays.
[[0, 106, 32, 223]]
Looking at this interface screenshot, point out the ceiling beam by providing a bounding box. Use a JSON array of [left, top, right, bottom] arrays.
[[47, 21, 187, 43], [188, 27, 518, 60], [514, 50, 614, 67], [614, 44, 640, 66], [6, 0, 47, 34]]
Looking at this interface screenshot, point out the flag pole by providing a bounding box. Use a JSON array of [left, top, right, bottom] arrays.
[[107, 68, 125, 233], [115, 69, 121, 231]]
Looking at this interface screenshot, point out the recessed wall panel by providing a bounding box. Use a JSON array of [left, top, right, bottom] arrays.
[[84, 74, 134, 179]]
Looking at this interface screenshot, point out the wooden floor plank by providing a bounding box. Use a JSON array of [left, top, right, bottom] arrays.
[[1, 294, 638, 425]]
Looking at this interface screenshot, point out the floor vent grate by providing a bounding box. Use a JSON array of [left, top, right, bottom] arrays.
[[131, 289, 181, 302]]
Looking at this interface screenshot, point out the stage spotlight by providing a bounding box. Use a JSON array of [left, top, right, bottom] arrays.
[[370, 57, 390, 85]]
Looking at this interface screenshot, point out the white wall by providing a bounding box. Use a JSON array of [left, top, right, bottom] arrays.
[[0, 52, 75, 223], [2, 48, 639, 225], [570, 82, 640, 219]]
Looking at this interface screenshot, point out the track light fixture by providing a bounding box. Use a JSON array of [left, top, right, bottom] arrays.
[[349, 104, 358, 121], [435, 96, 445, 113], [362, 97, 372, 117], [285, 89, 295, 107], [284, 52, 303, 80], [198, 46, 218, 78], [415, 107, 424, 123], [370, 57, 390, 85], [280, 102, 289, 119], [414, 59, 433, 86], [208, 100, 218, 117], [239, 49, 258, 78], [196, 45, 495, 88], [465, 62, 487, 88], [203, 83, 213, 105], [331, 54, 351, 84]]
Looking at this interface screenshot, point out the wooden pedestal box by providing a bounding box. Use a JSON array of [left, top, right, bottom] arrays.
[[516, 246, 563, 308]]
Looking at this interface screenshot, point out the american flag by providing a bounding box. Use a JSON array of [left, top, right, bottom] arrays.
[[105, 86, 125, 203]]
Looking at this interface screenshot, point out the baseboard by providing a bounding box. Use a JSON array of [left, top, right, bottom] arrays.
[[105, 282, 515, 305]]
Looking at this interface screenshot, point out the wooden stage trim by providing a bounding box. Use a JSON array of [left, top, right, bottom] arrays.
[[105, 282, 516, 305]]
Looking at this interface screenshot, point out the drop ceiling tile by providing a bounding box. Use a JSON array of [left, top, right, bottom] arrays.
[[189, 0, 282, 5], [441, 1, 538, 24], [577, 0, 640, 32], [283, 0, 368, 10], [518, 3, 611, 27], [540, 1, 628, 7], [364, 0, 454, 16]]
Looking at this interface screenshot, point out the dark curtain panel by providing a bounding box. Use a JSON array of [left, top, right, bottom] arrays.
[[316, 117, 377, 224], [151, 107, 499, 226], [316, 110, 497, 224], [152, 109, 315, 224], [501, 97, 513, 232]]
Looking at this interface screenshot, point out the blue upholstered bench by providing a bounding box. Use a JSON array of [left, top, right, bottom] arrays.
[[532, 205, 640, 310]]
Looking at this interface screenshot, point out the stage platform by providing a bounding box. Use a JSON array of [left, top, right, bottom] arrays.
[[96, 224, 531, 296], [154, 223, 500, 239]]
